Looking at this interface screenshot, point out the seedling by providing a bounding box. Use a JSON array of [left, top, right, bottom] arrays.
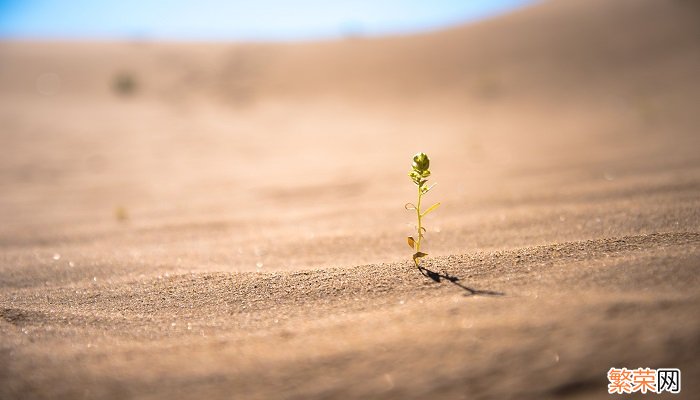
[[406, 152, 440, 267]]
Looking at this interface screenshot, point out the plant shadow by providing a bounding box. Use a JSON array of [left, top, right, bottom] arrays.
[[418, 266, 504, 297]]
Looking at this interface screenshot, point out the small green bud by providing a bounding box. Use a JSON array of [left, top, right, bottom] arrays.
[[412, 152, 430, 172]]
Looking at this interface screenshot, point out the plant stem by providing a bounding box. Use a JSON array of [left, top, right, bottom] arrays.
[[415, 184, 423, 265]]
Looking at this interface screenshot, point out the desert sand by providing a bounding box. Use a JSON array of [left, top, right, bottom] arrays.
[[1, 0, 699, 398]]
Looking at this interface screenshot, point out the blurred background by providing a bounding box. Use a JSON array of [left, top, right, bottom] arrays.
[[1, 0, 699, 285], [0, 0, 533, 40]]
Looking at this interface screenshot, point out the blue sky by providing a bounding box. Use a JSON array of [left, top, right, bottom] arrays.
[[0, 0, 534, 41]]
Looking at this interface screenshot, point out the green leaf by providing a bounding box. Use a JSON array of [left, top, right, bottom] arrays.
[[421, 202, 441, 217], [412, 252, 428, 261], [422, 183, 437, 194], [407, 236, 416, 249]]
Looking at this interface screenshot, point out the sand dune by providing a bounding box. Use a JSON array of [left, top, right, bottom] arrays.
[[3, 233, 699, 399], [1, 0, 699, 398]]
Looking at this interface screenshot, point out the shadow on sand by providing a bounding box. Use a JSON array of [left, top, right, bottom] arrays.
[[418, 266, 504, 297]]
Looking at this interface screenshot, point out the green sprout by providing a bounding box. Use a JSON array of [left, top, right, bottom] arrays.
[[406, 152, 440, 267]]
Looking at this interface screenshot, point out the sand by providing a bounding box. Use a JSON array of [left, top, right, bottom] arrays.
[[1, 0, 699, 398]]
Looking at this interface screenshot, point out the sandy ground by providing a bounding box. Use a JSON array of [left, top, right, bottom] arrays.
[[1, 0, 700, 398]]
